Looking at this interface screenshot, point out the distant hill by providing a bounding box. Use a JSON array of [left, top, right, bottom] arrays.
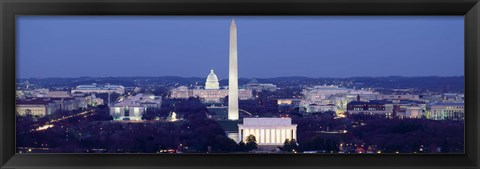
[[17, 76, 464, 93]]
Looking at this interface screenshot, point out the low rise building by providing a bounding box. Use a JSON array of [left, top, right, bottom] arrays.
[[110, 93, 162, 121], [277, 99, 302, 107], [47, 91, 71, 98], [305, 104, 337, 113], [50, 97, 85, 112], [380, 94, 420, 101], [16, 98, 57, 117], [405, 106, 423, 119], [346, 99, 389, 116], [300, 86, 380, 116], [23, 88, 49, 98], [16, 90, 26, 99], [71, 83, 125, 95], [441, 93, 464, 103], [171, 86, 253, 103], [246, 78, 277, 92], [302, 85, 351, 102], [388, 101, 427, 119], [427, 102, 464, 120], [85, 94, 104, 106]]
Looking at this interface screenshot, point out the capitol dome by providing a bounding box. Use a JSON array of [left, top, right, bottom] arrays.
[[205, 70, 220, 90]]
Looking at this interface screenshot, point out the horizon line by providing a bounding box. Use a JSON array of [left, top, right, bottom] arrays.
[[16, 75, 466, 80]]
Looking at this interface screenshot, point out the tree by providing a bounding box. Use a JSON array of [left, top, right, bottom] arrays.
[[96, 93, 121, 105], [246, 134, 256, 142], [281, 139, 298, 152], [141, 108, 161, 120], [298, 136, 339, 153], [211, 135, 238, 152], [90, 105, 113, 121], [245, 134, 257, 151], [173, 97, 208, 120], [238, 141, 246, 151]]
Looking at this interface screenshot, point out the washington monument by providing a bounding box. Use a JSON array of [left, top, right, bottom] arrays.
[[228, 18, 239, 120]]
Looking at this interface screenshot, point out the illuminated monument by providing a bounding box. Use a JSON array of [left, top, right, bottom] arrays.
[[205, 70, 220, 90], [170, 69, 253, 103], [228, 18, 239, 120], [238, 118, 297, 147], [227, 19, 297, 150]]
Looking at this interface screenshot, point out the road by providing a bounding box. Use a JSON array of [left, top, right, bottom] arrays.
[[33, 109, 96, 132]]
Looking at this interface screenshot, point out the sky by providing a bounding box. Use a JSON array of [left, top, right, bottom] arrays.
[[17, 16, 464, 79]]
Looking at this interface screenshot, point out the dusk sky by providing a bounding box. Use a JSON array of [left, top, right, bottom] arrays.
[[17, 16, 464, 79]]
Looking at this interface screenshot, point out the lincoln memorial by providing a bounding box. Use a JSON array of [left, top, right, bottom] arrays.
[[238, 118, 297, 146]]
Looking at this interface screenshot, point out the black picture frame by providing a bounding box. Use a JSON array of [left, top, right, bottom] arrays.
[[1, 0, 479, 168]]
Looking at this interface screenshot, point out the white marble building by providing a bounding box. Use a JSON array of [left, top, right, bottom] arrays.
[[170, 70, 253, 103], [238, 118, 297, 146], [110, 93, 162, 121]]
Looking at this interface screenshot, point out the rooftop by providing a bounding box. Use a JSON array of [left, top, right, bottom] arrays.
[[16, 98, 53, 105], [76, 83, 124, 90], [240, 118, 295, 126], [430, 102, 464, 106]]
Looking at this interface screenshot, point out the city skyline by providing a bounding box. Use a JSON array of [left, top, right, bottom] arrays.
[[16, 74, 466, 80], [15, 16, 465, 154], [17, 16, 464, 79]]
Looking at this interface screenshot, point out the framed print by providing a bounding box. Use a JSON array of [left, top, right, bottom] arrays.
[[1, 0, 479, 168]]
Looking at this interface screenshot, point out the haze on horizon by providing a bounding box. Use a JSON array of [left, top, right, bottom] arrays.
[[17, 16, 464, 79]]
